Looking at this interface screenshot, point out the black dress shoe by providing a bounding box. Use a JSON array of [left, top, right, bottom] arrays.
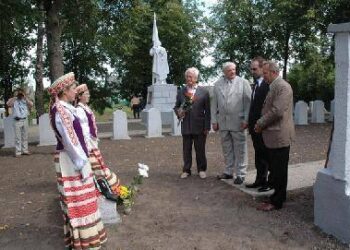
[[233, 176, 245, 185], [245, 182, 261, 188], [258, 186, 272, 192], [217, 173, 233, 180]]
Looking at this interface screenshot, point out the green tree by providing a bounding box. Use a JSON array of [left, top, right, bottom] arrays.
[[101, 0, 207, 99], [208, 0, 272, 76], [288, 50, 334, 105], [0, 0, 35, 114], [61, 0, 113, 113]]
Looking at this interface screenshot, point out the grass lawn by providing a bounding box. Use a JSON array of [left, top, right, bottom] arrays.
[[94, 106, 133, 122]]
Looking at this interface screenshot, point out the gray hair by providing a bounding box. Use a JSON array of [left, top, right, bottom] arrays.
[[263, 61, 280, 73], [185, 67, 199, 79], [222, 62, 236, 71]]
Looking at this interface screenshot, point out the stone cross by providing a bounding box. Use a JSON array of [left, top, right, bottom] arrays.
[[112, 110, 130, 140], [38, 113, 56, 146], [146, 108, 163, 138], [294, 100, 308, 125], [311, 100, 325, 123], [171, 112, 181, 136], [3, 116, 15, 148]]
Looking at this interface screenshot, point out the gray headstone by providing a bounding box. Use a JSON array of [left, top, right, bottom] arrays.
[[146, 108, 162, 138], [314, 22, 350, 243], [0, 108, 5, 130], [112, 110, 130, 140], [38, 113, 56, 146], [294, 100, 308, 125], [97, 196, 121, 224], [3, 116, 15, 148], [171, 112, 181, 136], [311, 100, 325, 123]]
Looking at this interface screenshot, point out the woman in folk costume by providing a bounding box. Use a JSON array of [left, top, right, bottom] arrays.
[[48, 73, 107, 250], [75, 83, 120, 197]]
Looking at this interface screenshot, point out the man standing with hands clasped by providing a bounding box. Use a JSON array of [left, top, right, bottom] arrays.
[[6, 88, 33, 157], [255, 61, 295, 211], [212, 62, 251, 185], [245, 57, 271, 192]]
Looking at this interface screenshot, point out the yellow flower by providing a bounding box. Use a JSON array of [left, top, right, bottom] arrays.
[[119, 185, 130, 199]]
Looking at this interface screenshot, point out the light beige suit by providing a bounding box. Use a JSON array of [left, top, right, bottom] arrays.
[[257, 76, 295, 148], [211, 76, 252, 178]]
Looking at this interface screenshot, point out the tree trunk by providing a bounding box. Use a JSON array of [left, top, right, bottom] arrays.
[[35, 0, 45, 118], [44, 0, 64, 82], [282, 30, 290, 80], [3, 75, 12, 117]]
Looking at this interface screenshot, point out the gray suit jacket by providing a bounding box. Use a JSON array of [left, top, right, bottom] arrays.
[[174, 86, 211, 135], [257, 76, 295, 148], [211, 76, 252, 131]]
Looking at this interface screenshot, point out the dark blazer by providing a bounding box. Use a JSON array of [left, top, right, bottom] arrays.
[[248, 80, 269, 134], [174, 86, 211, 135]]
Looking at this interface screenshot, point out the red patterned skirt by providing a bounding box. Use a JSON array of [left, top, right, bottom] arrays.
[[89, 148, 120, 194], [54, 152, 107, 249]]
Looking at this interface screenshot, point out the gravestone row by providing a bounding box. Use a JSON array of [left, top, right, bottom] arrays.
[[2, 108, 182, 148]]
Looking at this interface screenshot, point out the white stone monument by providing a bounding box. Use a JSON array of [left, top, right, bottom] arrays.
[[171, 112, 181, 136], [294, 100, 308, 125], [3, 116, 15, 148], [329, 99, 335, 122], [38, 113, 56, 146], [311, 100, 325, 123], [145, 108, 162, 138], [314, 22, 350, 243], [112, 110, 130, 140], [141, 13, 177, 125]]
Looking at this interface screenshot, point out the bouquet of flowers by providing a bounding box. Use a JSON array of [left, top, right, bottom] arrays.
[[177, 91, 197, 125], [116, 163, 149, 214]]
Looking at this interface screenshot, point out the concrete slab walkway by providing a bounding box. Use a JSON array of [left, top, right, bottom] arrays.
[[222, 160, 325, 198]]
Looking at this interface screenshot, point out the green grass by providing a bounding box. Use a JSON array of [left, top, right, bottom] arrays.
[[93, 106, 134, 122]]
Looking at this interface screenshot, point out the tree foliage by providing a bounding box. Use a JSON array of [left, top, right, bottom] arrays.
[[0, 0, 36, 113], [101, 0, 207, 99], [208, 0, 349, 105]]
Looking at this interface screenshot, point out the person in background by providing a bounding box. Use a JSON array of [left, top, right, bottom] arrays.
[[211, 62, 251, 185], [255, 61, 295, 211], [48, 73, 107, 249], [6, 88, 33, 157], [130, 95, 141, 119], [174, 67, 211, 179]]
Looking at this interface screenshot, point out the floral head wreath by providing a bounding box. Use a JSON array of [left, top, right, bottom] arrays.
[[76, 84, 88, 95], [48, 72, 76, 96], [48, 72, 79, 146]]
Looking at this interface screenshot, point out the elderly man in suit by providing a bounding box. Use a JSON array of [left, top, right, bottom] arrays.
[[174, 67, 211, 179], [212, 62, 252, 185], [245, 57, 271, 192], [255, 61, 295, 211]]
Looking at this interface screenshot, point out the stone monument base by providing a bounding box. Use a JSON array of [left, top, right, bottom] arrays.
[[141, 109, 174, 125], [141, 83, 177, 125], [98, 196, 122, 224], [314, 168, 350, 243]]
